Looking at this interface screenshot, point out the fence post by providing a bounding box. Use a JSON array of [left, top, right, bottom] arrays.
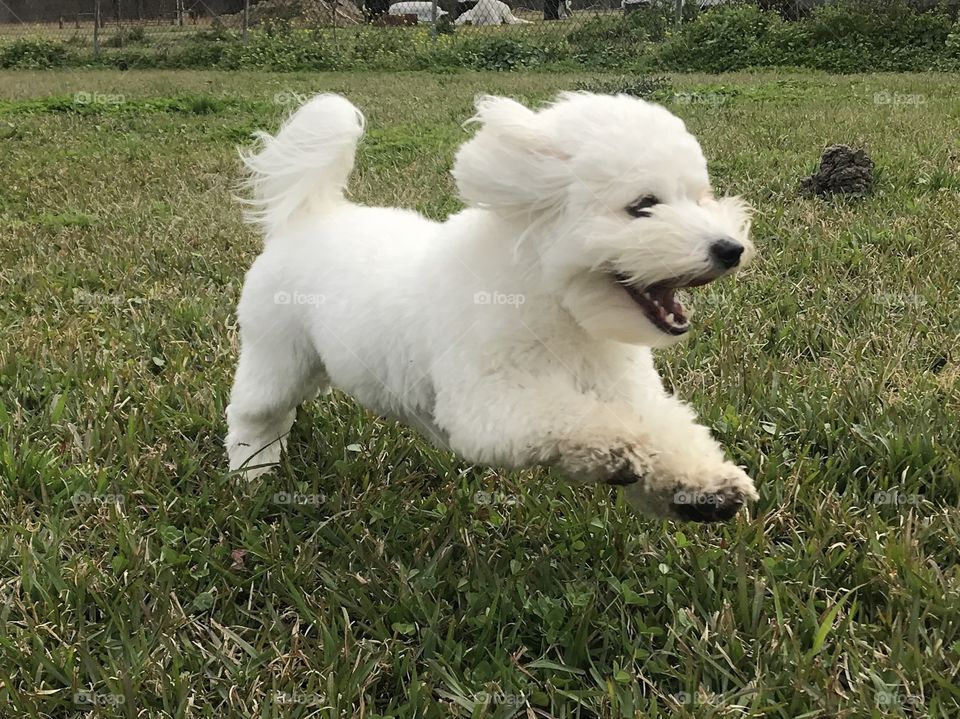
[[332, 0, 338, 56], [93, 0, 101, 57], [675, 0, 683, 27], [431, 0, 437, 43], [242, 0, 249, 43]]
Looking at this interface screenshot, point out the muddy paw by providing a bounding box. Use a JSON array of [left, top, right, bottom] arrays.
[[670, 486, 747, 522], [669, 466, 758, 523]]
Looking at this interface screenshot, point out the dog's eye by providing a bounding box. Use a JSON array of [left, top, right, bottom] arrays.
[[626, 195, 660, 218]]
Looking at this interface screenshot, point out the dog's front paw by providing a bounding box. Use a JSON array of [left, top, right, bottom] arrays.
[[668, 464, 758, 523]]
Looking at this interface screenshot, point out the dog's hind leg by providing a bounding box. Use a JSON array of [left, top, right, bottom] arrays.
[[225, 327, 327, 480]]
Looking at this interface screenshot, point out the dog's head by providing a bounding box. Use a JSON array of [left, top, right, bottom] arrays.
[[453, 92, 754, 347]]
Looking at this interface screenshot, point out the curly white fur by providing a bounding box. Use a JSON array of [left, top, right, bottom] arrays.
[[226, 92, 759, 522]]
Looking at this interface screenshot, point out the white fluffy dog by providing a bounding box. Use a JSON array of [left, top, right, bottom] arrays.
[[226, 92, 758, 522]]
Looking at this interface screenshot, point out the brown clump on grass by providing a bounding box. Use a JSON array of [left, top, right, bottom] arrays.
[[801, 144, 875, 197]]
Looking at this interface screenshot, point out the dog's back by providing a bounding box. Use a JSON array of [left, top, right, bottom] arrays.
[[233, 95, 445, 441]]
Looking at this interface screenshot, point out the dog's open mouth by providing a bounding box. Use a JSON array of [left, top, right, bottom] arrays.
[[612, 272, 717, 336]]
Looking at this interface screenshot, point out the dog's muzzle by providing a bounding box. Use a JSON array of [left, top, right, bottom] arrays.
[[611, 242, 745, 336]]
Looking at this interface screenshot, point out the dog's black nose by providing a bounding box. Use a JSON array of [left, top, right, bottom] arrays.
[[709, 239, 744, 269]]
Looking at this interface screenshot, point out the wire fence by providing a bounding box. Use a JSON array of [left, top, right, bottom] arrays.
[[0, 0, 832, 61], [0, 2, 226, 58]]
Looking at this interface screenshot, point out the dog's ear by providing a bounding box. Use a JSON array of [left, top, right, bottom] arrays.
[[452, 95, 569, 213]]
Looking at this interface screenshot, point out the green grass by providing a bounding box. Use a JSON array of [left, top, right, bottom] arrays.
[[0, 69, 958, 718]]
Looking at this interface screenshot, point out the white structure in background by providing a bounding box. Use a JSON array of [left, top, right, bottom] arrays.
[[388, 1, 449, 22], [455, 0, 531, 25]]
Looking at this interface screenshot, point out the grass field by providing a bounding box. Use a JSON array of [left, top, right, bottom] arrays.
[[0, 69, 958, 718]]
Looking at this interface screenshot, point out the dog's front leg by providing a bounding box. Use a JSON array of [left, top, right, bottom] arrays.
[[619, 389, 758, 521], [434, 379, 755, 522]]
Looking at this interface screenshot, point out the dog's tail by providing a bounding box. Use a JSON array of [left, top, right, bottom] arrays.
[[241, 93, 365, 238]]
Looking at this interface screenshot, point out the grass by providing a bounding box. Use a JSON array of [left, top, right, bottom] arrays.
[[0, 68, 958, 718]]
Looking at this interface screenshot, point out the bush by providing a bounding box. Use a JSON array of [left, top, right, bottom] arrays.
[[948, 19, 960, 58], [103, 26, 149, 48], [455, 36, 567, 70], [796, 0, 954, 71], [0, 38, 70, 68], [656, 4, 783, 72], [627, 3, 674, 42], [566, 8, 669, 67], [352, 29, 416, 67], [415, 34, 569, 71], [757, 0, 815, 20], [169, 39, 232, 68], [218, 29, 339, 71], [195, 20, 232, 43], [656, 0, 958, 72]]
